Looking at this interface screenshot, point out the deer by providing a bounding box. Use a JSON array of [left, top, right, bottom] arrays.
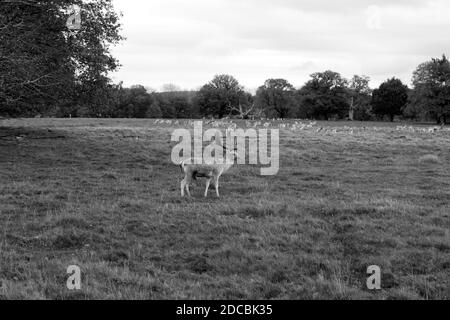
[[180, 137, 238, 198]]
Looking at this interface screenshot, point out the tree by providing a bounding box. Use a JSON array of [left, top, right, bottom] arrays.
[[146, 101, 163, 118], [101, 84, 153, 118], [255, 79, 296, 118], [152, 91, 197, 118], [297, 71, 350, 120], [0, 0, 123, 117], [171, 96, 191, 118], [371, 78, 408, 122], [348, 75, 373, 121], [195, 75, 246, 118], [126, 85, 153, 118], [154, 95, 176, 119], [409, 55, 450, 124]]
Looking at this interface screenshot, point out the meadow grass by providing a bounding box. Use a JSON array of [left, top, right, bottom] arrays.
[[0, 118, 449, 300]]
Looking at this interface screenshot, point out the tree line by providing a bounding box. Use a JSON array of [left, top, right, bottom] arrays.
[[63, 56, 447, 124], [1, 1, 449, 124]]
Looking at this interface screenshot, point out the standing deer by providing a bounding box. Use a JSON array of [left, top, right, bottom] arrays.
[[180, 143, 238, 198]]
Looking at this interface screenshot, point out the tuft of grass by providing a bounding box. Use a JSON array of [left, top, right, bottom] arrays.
[[418, 154, 441, 164]]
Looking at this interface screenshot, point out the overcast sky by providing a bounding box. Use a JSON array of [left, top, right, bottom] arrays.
[[111, 0, 450, 92]]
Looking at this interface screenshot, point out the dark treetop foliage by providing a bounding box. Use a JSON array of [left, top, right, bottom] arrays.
[[297, 71, 350, 120], [408, 55, 450, 124], [195, 74, 250, 119], [151, 91, 198, 119], [0, 0, 123, 116], [371, 78, 409, 122], [255, 79, 296, 118]]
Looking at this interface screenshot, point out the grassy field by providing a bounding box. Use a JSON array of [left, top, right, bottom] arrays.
[[0, 118, 449, 300]]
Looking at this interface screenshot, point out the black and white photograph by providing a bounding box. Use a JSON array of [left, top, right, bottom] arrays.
[[0, 0, 449, 304]]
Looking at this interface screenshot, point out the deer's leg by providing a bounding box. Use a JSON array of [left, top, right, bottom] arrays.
[[214, 176, 220, 197], [204, 178, 212, 198], [181, 178, 186, 197], [185, 175, 192, 197], [186, 182, 191, 198]]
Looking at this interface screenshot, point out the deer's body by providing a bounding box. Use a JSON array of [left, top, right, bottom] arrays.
[[180, 155, 236, 198]]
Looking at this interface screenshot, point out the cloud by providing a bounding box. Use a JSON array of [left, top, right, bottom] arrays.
[[111, 0, 450, 90]]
